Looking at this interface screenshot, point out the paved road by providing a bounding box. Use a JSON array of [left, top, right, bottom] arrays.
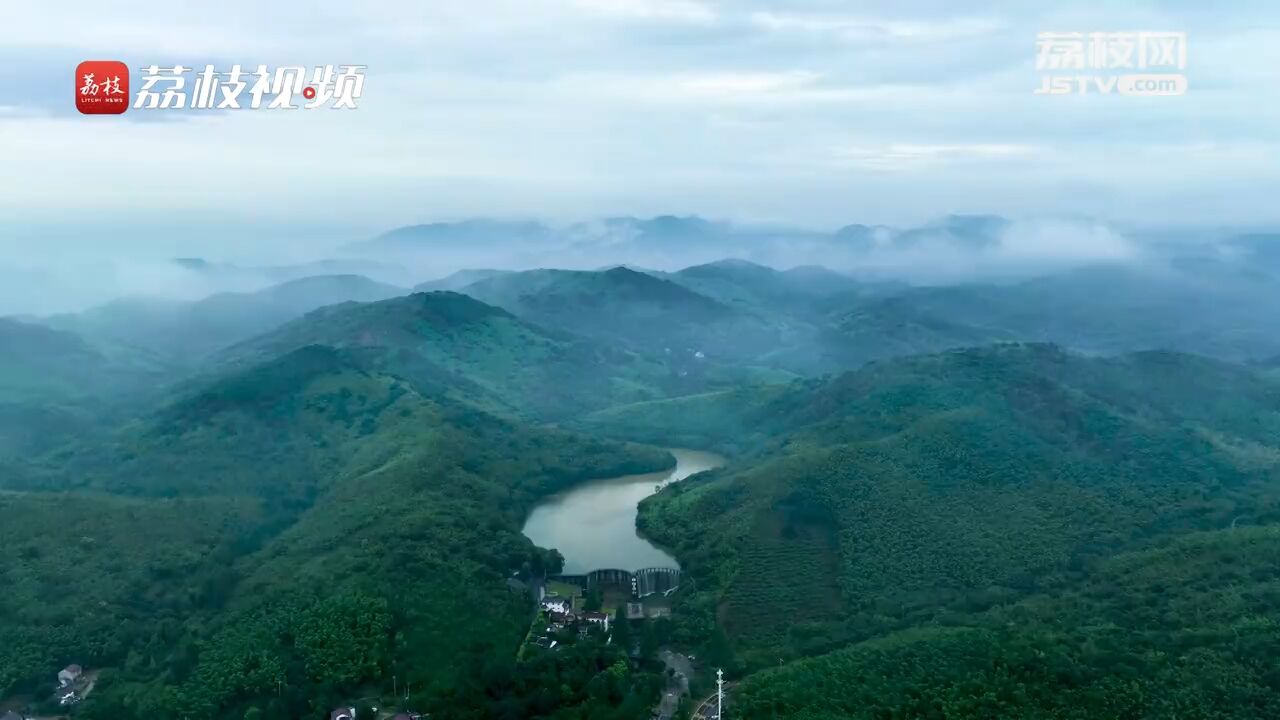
[[659, 649, 692, 695], [654, 687, 681, 720], [653, 650, 693, 720]]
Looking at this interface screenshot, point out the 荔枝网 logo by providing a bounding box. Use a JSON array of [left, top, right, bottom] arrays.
[[75, 60, 130, 114], [1034, 32, 1188, 96], [74, 63, 366, 114]]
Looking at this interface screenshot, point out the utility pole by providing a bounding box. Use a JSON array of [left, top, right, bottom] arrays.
[[717, 668, 724, 719]]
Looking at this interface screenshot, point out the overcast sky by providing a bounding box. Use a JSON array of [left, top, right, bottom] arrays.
[[2, 0, 1279, 263]]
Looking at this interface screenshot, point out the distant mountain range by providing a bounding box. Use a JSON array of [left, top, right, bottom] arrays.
[[340, 214, 1280, 282], [41, 274, 409, 365], [428, 256, 1280, 373], [10, 248, 1280, 409], [171, 256, 416, 289], [345, 214, 1035, 273]]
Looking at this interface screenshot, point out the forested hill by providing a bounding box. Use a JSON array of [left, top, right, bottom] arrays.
[[42, 274, 408, 366], [0, 317, 111, 401], [817, 263, 1280, 366], [214, 290, 702, 419], [665, 259, 864, 312], [447, 260, 1280, 376], [0, 318, 172, 455], [632, 344, 1280, 716], [1, 342, 674, 719], [456, 267, 806, 370], [594, 344, 1280, 453], [730, 524, 1280, 718], [0, 317, 165, 404]]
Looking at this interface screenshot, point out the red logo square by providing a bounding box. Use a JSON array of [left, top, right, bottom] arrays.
[[75, 60, 129, 115]]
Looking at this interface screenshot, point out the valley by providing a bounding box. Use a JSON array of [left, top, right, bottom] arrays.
[[2, 247, 1279, 719]]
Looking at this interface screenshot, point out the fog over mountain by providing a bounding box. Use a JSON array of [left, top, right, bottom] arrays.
[[348, 214, 1141, 280], [9, 1, 1280, 717], [3, 214, 1274, 317]]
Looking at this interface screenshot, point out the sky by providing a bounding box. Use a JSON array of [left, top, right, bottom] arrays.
[[1, 0, 1279, 266]]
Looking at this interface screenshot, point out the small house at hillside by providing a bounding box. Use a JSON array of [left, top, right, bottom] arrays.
[[330, 707, 356, 720], [540, 596, 571, 614], [583, 612, 610, 631], [57, 664, 83, 687]]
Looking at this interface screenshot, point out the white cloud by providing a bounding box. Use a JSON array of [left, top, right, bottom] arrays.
[[673, 70, 819, 95], [835, 143, 1039, 171], [572, 0, 717, 23], [997, 219, 1137, 263], [748, 11, 1004, 42], [2, 0, 1279, 260]]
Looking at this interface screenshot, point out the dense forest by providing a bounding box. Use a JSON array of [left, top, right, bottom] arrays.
[[630, 344, 1280, 716], [730, 526, 1280, 719], [1, 343, 675, 719], [3, 256, 1280, 718]]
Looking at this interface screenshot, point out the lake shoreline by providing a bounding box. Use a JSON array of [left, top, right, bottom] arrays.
[[522, 447, 726, 575]]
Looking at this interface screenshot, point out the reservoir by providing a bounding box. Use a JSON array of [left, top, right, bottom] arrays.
[[522, 448, 726, 574]]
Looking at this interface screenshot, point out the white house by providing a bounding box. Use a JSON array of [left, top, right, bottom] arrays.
[[57, 664, 83, 687], [540, 596, 571, 614]]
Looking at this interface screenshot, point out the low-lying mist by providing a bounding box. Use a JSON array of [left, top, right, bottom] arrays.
[[0, 214, 1272, 317]]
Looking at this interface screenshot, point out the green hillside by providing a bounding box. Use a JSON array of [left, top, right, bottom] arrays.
[[413, 268, 512, 292], [575, 385, 793, 455], [0, 491, 267, 707], [217, 290, 716, 419], [731, 526, 1280, 719], [636, 345, 1280, 671], [666, 259, 859, 313], [446, 260, 1280, 379], [0, 318, 166, 404], [0, 318, 171, 456], [2, 344, 674, 720], [826, 264, 1280, 364], [459, 267, 805, 372], [44, 275, 407, 365]]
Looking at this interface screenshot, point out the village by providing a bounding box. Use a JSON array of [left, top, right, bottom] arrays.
[[522, 568, 680, 656], [511, 572, 726, 720], [525, 583, 616, 654]]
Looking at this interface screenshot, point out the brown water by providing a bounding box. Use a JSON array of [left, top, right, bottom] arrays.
[[521, 448, 725, 574]]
